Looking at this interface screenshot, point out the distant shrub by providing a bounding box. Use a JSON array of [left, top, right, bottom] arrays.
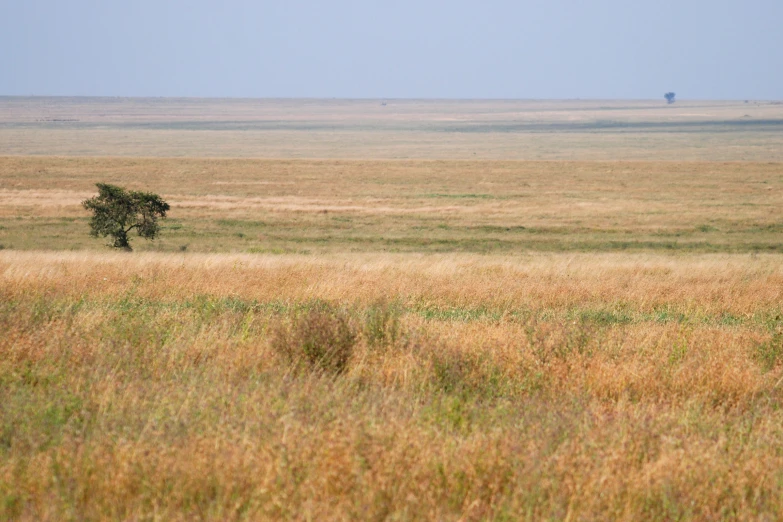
[[430, 347, 479, 396], [362, 299, 402, 350], [524, 318, 597, 364], [427, 344, 510, 400], [754, 330, 783, 372], [271, 305, 358, 375]]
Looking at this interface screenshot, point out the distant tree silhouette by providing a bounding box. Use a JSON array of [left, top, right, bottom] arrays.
[[664, 92, 676, 104]]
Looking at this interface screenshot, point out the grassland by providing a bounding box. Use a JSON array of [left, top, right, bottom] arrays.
[[3, 252, 783, 520], [1, 157, 781, 254], [1, 97, 782, 160], [1, 98, 783, 520]]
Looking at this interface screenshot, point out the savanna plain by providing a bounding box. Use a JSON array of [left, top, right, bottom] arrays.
[[1, 97, 783, 520]]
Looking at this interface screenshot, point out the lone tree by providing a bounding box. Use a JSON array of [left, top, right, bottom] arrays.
[[664, 92, 676, 104], [82, 183, 170, 251]]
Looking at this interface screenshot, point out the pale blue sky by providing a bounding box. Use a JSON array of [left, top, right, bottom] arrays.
[[1, 0, 781, 99]]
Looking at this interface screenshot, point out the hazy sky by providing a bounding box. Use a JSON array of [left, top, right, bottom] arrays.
[[2, 0, 781, 99]]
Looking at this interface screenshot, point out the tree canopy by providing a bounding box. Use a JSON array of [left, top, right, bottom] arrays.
[[82, 183, 170, 250]]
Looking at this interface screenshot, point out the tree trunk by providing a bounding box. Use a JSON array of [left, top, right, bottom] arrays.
[[113, 230, 132, 251]]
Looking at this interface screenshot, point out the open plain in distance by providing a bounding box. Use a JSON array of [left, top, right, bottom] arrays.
[[1, 97, 783, 520], [2, 96, 782, 160]]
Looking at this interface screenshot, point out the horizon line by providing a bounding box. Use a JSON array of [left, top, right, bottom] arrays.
[[0, 95, 778, 102]]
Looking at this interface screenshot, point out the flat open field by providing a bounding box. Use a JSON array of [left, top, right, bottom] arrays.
[[1, 98, 783, 520], [1, 97, 782, 160], [1, 157, 781, 254]]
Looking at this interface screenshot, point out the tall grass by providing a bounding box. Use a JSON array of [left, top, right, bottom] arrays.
[[2, 251, 783, 519]]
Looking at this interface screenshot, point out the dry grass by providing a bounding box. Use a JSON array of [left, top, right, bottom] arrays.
[[1, 157, 781, 253], [2, 251, 783, 520], [3, 97, 783, 519]]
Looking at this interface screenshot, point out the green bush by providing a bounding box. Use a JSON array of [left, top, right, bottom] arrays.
[[754, 330, 783, 372], [428, 346, 510, 400], [363, 299, 402, 350]]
